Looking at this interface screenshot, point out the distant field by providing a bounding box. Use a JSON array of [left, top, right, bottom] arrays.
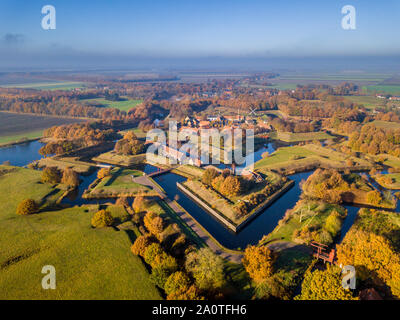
[[0, 112, 85, 145], [82, 98, 143, 112], [0, 165, 161, 299], [341, 95, 386, 110], [371, 120, 400, 130], [270, 131, 334, 143], [1, 81, 86, 91], [363, 85, 400, 95]]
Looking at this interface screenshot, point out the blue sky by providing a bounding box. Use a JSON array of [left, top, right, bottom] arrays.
[[0, 0, 399, 69]]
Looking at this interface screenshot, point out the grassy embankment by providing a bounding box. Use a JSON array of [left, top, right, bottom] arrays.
[[38, 157, 94, 175], [0, 165, 161, 299], [373, 173, 400, 189], [254, 144, 372, 174], [261, 200, 347, 245], [84, 167, 158, 199], [92, 152, 146, 167], [269, 131, 334, 143], [81, 98, 143, 112]]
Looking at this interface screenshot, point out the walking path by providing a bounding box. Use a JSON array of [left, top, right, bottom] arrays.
[[132, 175, 243, 263]]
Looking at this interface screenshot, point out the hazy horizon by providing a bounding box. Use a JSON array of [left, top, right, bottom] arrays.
[[1, 0, 400, 71]]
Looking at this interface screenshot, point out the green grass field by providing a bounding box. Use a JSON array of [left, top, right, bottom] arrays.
[[341, 95, 387, 110], [255, 144, 371, 173], [0, 130, 43, 145], [82, 98, 143, 112], [269, 131, 334, 143], [363, 85, 400, 95], [1, 82, 86, 91], [0, 165, 161, 299]]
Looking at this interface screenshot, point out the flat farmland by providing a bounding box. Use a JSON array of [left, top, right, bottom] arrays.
[[0, 112, 85, 145], [1, 81, 86, 91], [81, 98, 143, 112]]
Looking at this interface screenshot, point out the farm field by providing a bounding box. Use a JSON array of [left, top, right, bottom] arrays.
[[0, 166, 161, 300], [269, 131, 334, 143], [363, 85, 400, 95], [1, 81, 87, 91], [254, 144, 371, 174], [341, 95, 387, 110], [81, 98, 143, 112], [0, 112, 85, 145]]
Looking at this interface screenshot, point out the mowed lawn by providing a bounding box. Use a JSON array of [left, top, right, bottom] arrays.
[[82, 98, 143, 112], [0, 166, 161, 300]]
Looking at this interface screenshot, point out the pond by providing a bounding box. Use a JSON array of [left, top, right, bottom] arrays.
[[0, 140, 45, 167]]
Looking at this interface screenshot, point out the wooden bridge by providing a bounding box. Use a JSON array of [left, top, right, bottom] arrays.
[[146, 167, 173, 178]]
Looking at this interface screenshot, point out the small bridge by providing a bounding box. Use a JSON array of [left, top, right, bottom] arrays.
[[146, 167, 173, 178]]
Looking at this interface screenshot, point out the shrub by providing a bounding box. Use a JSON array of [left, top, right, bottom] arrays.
[[324, 211, 342, 237], [16, 199, 38, 215], [91, 210, 113, 228], [167, 285, 204, 300]]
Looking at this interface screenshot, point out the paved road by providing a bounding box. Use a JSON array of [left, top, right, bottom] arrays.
[[133, 175, 243, 263]]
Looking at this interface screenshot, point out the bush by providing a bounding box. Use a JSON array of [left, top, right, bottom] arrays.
[[91, 210, 113, 228], [41, 167, 61, 184], [324, 211, 342, 237], [16, 199, 38, 215]]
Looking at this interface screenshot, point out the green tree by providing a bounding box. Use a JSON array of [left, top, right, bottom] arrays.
[[185, 248, 226, 291]]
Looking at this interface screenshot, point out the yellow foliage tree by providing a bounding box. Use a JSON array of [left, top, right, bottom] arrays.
[[242, 245, 275, 283]]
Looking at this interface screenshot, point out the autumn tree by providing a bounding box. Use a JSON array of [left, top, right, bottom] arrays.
[[366, 190, 383, 206], [185, 248, 226, 291], [97, 167, 111, 179], [62, 168, 79, 188], [164, 271, 191, 295], [242, 245, 276, 283], [337, 230, 400, 298], [41, 167, 61, 184], [144, 212, 165, 237], [201, 168, 219, 186], [91, 210, 113, 228], [16, 199, 38, 215], [131, 235, 154, 257], [167, 285, 204, 300], [132, 195, 148, 213], [295, 265, 357, 300]]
